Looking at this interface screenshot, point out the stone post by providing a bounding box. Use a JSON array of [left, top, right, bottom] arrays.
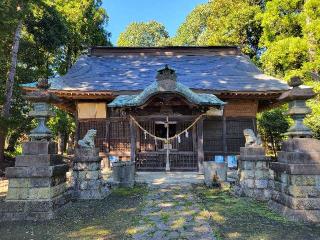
[[234, 147, 271, 201], [3, 142, 70, 221], [269, 76, 320, 222], [73, 148, 109, 199], [269, 139, 320, 222]]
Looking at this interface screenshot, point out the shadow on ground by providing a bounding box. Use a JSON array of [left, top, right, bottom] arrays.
[[0, 185, 147, 240], [194, 186, 320, 240]]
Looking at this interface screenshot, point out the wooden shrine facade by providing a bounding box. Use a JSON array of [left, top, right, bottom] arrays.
[[78, 113, 256, 171]]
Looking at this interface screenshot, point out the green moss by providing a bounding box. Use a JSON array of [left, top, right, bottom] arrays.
[[194, 186, 320, 240]]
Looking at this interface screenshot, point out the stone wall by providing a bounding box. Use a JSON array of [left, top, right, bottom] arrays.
[[269, 138, 320, 222], [234, 147, 272, 201]]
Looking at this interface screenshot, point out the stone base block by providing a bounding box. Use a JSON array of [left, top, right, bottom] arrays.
[[75, 186, 109, 200], [6, 164, 69, 178], [22, 141, 57, 155], [0, 190, 72, 221], [233, 185, 270, 201], [15, 154, 63, 167], [112, 161, 135, 188], [268, 200, 320, 223], [74, 148, 101, 162], [6, 183, 67, 200], [271, 190, 320, 210]]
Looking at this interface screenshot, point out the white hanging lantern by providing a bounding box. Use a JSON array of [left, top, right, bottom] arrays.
[[178, 135, 181, 143], [144, 131, 147, 139]]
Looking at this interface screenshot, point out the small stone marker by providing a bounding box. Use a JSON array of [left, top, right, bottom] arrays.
[[112, 161, 135, 188], [203, 161, 227, 187]]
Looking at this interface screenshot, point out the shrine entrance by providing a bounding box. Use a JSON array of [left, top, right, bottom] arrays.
[[107, 65, 225, 172], [134, 115, 198, 171]]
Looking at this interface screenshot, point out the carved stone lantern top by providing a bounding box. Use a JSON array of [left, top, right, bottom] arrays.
[[25, 77, 61, 141], [279, 76, 314, 138], [279, 76, 315, 102]]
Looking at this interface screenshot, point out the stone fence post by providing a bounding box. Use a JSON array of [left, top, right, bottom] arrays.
[[234, 146, 272, 201]]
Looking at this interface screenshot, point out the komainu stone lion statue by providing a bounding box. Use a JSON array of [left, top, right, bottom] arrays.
[[243, 129, 262, 147], [78, 129, 97, 148]]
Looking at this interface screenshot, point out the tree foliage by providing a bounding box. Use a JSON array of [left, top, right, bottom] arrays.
[[172, 4, 212, 46], [257, 108, 290, 156], [0, 0, 111, 162], [117, 21, 169, 47]]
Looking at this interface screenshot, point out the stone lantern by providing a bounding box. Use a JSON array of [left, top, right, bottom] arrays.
[[3, 78, 71, 221], [279, 76, 315, 138], [269, 76, 320, 223]]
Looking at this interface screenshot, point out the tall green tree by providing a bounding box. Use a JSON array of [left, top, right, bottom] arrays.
[[0, 0, 111, 166], [260, 0, 320, 140], [0, 0, 68, 164], [117, 21, 169, 47], [172, 4, 212, 46]]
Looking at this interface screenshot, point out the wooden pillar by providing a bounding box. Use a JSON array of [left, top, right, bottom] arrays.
[[197, 117, 204, 174], [223, 116, 227, 160], [129, 118, 136, 162]]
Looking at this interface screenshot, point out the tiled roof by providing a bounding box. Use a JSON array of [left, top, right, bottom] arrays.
[[22, 47, 289, 92]]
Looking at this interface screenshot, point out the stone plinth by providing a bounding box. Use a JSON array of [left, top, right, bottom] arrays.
[[203, 161, 227, 187], [269, 138, 320, 222], [112, 161, 135, 187], [2, 141, 70, 221], [234, 147, 271, 201], [73, 148, 109, 199]]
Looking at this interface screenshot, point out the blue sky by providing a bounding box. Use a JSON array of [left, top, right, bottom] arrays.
[[102, 0, 208, 45]]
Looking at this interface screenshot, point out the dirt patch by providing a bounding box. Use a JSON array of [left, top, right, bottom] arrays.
[[0, 185, 147, 240], [194, 186, 320, 240]]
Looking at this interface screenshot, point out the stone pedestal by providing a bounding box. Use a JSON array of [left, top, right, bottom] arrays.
[[73, 148, 109, 199], [203, 161, 227, 187], [234, 147, 271, 201], [269, 138, 320, 222], [112, 161, 135, 187], [2, 141, 70, 221]]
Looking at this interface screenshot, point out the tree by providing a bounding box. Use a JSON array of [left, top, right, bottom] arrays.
[[257, 108, 290, 156], [53, 0, 111, 74], [259, 0, 320, 141], [172, 4, 212, 46], [117, 21, 169, 47], [0, 0, 111, 167]]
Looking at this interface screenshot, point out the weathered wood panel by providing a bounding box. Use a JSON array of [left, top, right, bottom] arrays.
[[224, 100, 258, 117]]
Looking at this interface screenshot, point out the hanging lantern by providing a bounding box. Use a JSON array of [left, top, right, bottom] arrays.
[[144, 131, 147, 139], [185, 130, 189, 138], [178, 135, 181, 143]]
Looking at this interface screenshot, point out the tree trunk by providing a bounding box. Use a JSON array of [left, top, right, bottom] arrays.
[[0, 20, 23, 165]]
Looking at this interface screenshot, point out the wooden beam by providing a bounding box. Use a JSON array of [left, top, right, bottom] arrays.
[[197, 117, 204, 174], [129, 118, 136, 162]]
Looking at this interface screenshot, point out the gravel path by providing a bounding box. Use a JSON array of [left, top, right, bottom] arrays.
[[132, 184, 215, 240]]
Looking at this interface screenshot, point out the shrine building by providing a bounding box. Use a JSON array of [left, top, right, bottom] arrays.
[[23, 46, 290, 172]]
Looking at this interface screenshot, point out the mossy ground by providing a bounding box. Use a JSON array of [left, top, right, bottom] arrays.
[[0, 185, 147, 240], [193, 186, 320, 240]]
